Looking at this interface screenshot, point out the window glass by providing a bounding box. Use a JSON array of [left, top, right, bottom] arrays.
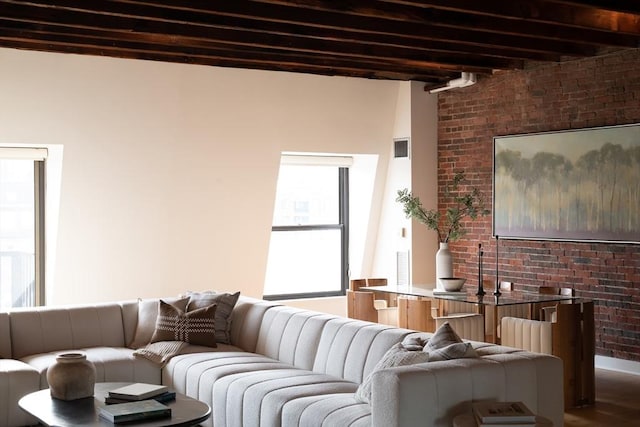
[[272, 165, 338, 226], [264, 229, 342, 295], [0, 159, 37, 308]]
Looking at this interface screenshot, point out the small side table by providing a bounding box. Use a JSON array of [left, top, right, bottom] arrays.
[[453, 413, 553, 427]]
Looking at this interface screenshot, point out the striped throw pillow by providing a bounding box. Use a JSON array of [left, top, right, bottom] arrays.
[[151, 299, 217, 347]]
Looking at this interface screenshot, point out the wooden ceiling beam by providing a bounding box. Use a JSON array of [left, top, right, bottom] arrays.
[[254, 0, 638, 47], [544, 1, 640, 16], [0, 23, 461, 82], [0, 2, 522, 72], [0, 0, 636, 83], [382, 0, 640, 35], [18, 0, 611, 56]]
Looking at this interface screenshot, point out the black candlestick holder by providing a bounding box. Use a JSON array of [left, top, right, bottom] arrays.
[[476, 243, 485, 296], [493, 235, 501, 296]]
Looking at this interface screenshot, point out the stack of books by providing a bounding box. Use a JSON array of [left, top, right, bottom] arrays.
[[99, 383, 174, 424], [472, 401, 537, 427], [105, 383, 175, 405]]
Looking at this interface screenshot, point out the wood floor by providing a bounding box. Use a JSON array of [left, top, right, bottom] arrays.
[[564, 368, 640, 426]]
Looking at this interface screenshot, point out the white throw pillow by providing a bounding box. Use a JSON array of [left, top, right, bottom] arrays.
[[424, 321, 478, 361], [429, 342, 477, 361], [401, 335, 428, 351], [354, 342, 430, 404]]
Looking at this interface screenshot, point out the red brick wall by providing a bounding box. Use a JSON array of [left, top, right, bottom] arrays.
[[437, 48, 640, 362]]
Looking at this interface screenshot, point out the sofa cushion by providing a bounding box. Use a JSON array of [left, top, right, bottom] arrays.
[[163, 350, 290, 398], [0, 359, 40, 427], [185, 291, 240, 344], [282, 393, 371, 427], [129, 297, 189, 349], [151, 300, 217, 347], [354, 342, 430, 404], [212, 368, 357, 427], [20, 347, 161, 389]]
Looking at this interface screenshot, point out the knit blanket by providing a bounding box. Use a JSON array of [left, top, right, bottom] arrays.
[[133, 341, 188, 367]]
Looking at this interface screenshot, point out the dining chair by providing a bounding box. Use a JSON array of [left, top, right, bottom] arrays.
[[346, 290, 398, 326], [366, 278, 396, 306], [501, 300, 595, 408], [433, 312, 485, 341], [349, 279, 368, 291], [430, 286, 486, 341], [349, 278, 390, 309], [397, 297, 434, 333], [537, 286, 575, 321]]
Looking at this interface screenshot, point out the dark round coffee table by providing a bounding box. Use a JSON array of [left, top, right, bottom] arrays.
[[19, 382, 211, 427]]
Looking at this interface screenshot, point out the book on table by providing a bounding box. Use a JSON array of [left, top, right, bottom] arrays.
[[474, 419, 536, 427], [472, 401, 536, 424], [105, 390, 176, 405], [107, 383, 169, 401], [98, 399, 171, 423]]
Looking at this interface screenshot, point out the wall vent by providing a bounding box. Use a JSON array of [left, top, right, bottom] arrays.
[[394, 138, 409, 158], [396, 251, 410, 286]]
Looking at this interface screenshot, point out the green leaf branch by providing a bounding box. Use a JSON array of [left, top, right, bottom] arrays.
[[396, 172, 490, 243]]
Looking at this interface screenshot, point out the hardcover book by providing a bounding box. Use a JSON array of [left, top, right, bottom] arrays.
[[472, 401, 536, 424], [475, 418, 536, 427], [105, 390, 176, 405], [98, 399, 171, 423], [107, 383, 169, 401]]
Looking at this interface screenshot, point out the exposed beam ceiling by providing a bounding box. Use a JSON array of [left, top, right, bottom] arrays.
[[0, 1, 638, 89]]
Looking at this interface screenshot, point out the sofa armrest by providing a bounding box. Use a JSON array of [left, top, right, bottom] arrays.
[[370, 355, 564, 427], [0, 359, 40, 427]]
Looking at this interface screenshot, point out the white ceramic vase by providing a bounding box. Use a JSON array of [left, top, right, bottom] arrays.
[[436, 242, 453, 289], [47, 352, 96, 401]]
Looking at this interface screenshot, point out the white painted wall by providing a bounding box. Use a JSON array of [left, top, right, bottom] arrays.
[[409, 82, 439, 285], [0, 47, 404, 306], [370, 82, 412, 283], [371, 82, 438, 286]]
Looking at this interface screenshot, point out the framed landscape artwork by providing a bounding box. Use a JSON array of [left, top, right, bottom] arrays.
[[493, 123, 640, 243]]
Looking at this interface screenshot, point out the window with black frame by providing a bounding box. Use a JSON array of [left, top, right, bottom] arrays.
[[0, 148, 46, 308], [263, 155, 350, 300]]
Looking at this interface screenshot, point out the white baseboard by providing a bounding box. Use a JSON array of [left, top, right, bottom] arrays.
[[595, 355, 640, 376]]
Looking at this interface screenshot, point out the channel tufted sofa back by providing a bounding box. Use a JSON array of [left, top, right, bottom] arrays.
[[8, 303, 127, 359], [311, 318, 410, 384], [252, 305, 412, 384]]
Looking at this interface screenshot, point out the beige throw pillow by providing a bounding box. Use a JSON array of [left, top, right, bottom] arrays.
[[150, 300, 217, 347], [354, 342, 430, 404], [185, 291, 240, 344]]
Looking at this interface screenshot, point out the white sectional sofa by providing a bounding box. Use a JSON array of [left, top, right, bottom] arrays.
[[0, 294, 564, 427]]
